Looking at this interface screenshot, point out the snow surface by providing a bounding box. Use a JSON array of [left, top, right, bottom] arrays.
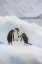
[[0, 15, 42, 64], [0, 0, 42, 17]]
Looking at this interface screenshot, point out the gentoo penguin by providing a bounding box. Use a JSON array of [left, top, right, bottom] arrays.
[[7, 28, 20, 44], [20, 33, 32, 45]]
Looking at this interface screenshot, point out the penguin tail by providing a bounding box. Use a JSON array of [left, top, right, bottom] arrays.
[[28, 42, 32, 45]]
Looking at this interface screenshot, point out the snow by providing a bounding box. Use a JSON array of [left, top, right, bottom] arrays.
[[0, 0, 42, 17], [0, 15, 42, 64], [0, 44, 42, 64]]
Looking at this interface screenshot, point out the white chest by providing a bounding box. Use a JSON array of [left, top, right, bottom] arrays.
[[14, 30, 18, 41]]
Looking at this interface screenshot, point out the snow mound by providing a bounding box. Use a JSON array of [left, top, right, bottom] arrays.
[[0, 15, 42, 47], [0, 15, 42, 64], [0, 15, 42, 36], [0, 44, 42, 64]]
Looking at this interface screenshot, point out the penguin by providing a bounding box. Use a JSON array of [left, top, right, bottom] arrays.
[[7, 28, 20, 44], [20, 33, 32, 45]]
